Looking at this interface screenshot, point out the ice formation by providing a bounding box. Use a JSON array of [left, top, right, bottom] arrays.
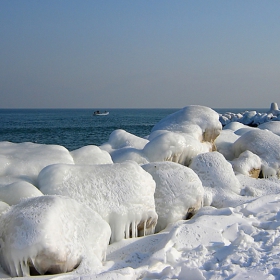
[[1, 104, 280, 279], [0, 195, 111, 277], [100, 129, 149, 153], [70, 145, 113, 165], [232, 129, 280, 177], [189, 151, 242, 208], [258, 120, 280, 136], [38, 161, 158, 243], [109, 147, 149, 164], [0, 202, 9, 215], [151, 105, 222, 143], [230, 150, 262, 178], [142, 162, 204, 232], [143, 131, 212, 166], [215, 129, 240, 160], [219, 102, 280, 126], [0, 181, 43, 206], [0, 142, 73, 184]]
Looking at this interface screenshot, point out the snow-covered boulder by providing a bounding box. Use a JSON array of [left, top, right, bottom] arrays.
[[215, 129, 240, 160], [230, 151, 262, 178], [0, 195, 111, 277], [234, 127, 256, 136], [143, 131, 211, 166], [0, 181, 43, 206], [0, 201, 9, 215], [38, 161, 158, 243], [100, 129, 149, 153], [70, 145, 113, 165], [258, 121, 280, 136], [223, 121, 247, 131], [110, 147, 149, 164], [99, 130, 150, 164], [267, 102, 280, 115], [0, 142, 74, 184], [151, 105, 222, 144], [142, 162, 204, 232], [232, 129, 280, 178], [189, 152, 242, 208]]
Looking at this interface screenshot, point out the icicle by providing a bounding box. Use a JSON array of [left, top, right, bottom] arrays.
[[143, 220, 147, 237], [125, 222, 130, 239], [19, 260, 29, 277], [131, 221, 136, 238]]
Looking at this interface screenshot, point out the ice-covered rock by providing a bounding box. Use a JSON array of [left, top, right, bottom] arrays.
[[219, 103, 280, 127], [110, 147, 149, 164], [258, 121, 280, 136], [0, 201, 9, 215], [268, 102, 280, 115], [38, 161, 158, 243], [232, 129, 280, 177], [239, 111, 257, 125], [234, 126, 256, 136], [0, 195, 111, 277], [99, 130, 150, 164], [215, 129, 240, 160], [0, 181, 43, 206], [223, 121, 246, 131], [142, 162, 204, 232], [0, 142, 74, 185], [70, 145, 113, 165], [100, 129, 149, 153], [189, 152, 242, 208], [230, 150, 262, 178], [144, 131, 212, 166], [151, 105, 222, 144]]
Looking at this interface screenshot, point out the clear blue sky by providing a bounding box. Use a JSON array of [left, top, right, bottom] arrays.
[[1, 0, 280, 108]]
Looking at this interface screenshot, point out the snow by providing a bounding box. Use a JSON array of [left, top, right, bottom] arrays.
[[37, 161, 158, 243], [142, 162, 204, 232], [0, 103, 280, 279], [0, 195, 111, 277], [0, 142, 74, 185], [189, 151, 243, 208], [70, 145, 113, 165], [0, 181, 43, 206], [232, 129, 280, 177], [230, 150, 262, 177]]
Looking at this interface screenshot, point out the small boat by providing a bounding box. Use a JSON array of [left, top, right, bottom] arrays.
[[93, 110, 109, 116]]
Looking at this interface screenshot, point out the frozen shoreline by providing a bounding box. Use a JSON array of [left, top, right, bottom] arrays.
[[0, 103, 280, 279]]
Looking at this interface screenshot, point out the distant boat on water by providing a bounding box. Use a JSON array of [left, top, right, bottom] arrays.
[[93, 110, 109, 116]]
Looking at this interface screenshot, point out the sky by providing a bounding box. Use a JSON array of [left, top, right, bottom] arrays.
[[1, 0, 280, 109]]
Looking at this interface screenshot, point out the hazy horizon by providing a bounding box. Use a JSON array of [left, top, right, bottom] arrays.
[[1, 1, 280, 109]]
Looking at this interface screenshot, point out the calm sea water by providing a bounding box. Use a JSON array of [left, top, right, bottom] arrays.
[[0, 108, 267, 151]]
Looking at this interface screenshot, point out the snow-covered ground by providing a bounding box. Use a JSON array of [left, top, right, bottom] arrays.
[[1, 103, 280, 279]]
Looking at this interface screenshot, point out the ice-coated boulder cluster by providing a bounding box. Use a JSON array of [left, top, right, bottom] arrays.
[[219, 102, 280, 126], [0, 103, 280, 278]]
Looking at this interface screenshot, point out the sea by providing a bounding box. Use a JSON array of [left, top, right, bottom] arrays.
[[0, 108, 268, 151]]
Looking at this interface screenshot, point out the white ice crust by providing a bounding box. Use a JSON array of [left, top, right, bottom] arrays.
[[144, 131, 211, 166], [142, 162, 204, 232], [38, 161, 158, 243], [232, 129, 280, 177], [70, 145, 113, 165], [0, 181, 43, 206], [1, 103, 280, 279], [0, 195, 111, 277], [151, 105, 222, 143], [0, 142, 73, 184], [231, 150, 262, 176], [190, 151, 242, 208]]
